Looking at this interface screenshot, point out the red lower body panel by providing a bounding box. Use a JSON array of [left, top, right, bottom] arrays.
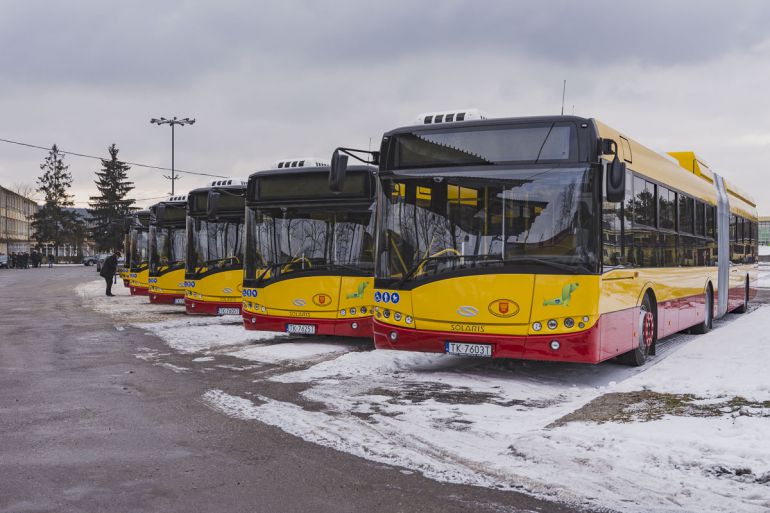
[[185, 298, 242, 316], [373, 318, 605, 363], [130, 285, 149, 296], [242, 312, 373, 338], [149, 291, 185, 305]]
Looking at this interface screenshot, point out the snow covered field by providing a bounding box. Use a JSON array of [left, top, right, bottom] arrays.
[[78, 279, 770, 513]]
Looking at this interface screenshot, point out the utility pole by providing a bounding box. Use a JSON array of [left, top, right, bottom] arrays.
[[150, 116, 196, 194]]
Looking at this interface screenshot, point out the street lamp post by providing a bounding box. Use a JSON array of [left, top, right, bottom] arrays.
[[150, 116, 196, 195]]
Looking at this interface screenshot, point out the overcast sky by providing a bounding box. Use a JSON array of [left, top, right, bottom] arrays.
[[2, 0, 770, 213]]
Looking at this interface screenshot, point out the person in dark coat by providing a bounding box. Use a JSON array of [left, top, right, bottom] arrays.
[[100, 251, 121, 296]]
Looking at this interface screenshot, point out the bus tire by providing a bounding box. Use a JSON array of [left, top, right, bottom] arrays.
[[690, 284, 713, 334], [619, 292, 656, 366], [733, 276, 749, 314]]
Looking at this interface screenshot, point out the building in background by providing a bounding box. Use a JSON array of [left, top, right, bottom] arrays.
[[0, 185, 37, 256], [759, 216, 770, 262], [36, 207, 97, 260], [759, 216, 770, 246]]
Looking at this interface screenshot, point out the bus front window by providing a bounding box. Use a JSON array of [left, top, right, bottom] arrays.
[[245, 207, 375, 283], [150, 226, 186, 275], [130, 229, 148, 271], [186, 218, 244, 278], [377, 167, 597, 283]]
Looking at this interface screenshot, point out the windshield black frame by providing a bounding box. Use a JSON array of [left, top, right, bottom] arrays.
[[375, 165, 600, 288]]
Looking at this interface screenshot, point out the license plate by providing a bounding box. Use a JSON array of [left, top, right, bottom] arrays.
[[286, 324, 316, 335], [217, 307, 241, 315], [173, 298, 185, 305], [445, 342, 492, 357]]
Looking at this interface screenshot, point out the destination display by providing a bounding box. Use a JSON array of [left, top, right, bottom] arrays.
[[256, 171, 370, 201]]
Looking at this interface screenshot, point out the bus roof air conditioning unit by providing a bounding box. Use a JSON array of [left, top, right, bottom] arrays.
[[416, 109, 489, 125], [272, 158, 330, 169]]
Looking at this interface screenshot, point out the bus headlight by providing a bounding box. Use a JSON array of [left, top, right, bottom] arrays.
[[350, 307, 356, 315], [564, 318, 575, 328], [360, 306, 367, 314], [394, 312, 402, 321], [547, 319, 558, 330], [405, 315, 413, 324], [532, 322, 542, 332], [384, 309, 391, 319], [340, 309, 346, 316]]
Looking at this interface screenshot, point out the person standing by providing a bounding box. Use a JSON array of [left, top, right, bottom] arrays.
[[47, 254, 54, 268], [100, 251, 121, 296]]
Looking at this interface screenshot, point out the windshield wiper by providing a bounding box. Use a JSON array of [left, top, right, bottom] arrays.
[[394, 255, 462, 287]]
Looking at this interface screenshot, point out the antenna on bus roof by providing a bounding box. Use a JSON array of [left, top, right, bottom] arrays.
[[561, 79, 566, 115]]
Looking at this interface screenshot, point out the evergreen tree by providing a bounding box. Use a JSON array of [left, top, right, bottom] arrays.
[[31, 145, 82, 256], [88, 144, 136, 251]]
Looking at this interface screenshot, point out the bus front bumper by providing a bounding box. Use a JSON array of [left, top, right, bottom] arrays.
[[149, 291, 186, 305], [129, 285, 149, 296], [242, 312, 372, 338], [185, 297, 242, 316], [372, 319, 603, 364]]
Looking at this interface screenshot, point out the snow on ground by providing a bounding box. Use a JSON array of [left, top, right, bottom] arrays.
[[203, 309, 770, 513], [616, 309, 770, 399], [135, 316, 282, 354], [76, 279, 184, 323]]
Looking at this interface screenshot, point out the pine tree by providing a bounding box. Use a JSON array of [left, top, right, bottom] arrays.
[[31, 144, 82, 256], [88, 144, 136, 251]]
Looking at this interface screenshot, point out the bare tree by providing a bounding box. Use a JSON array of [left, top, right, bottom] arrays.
[[10, 182, 39, 201]]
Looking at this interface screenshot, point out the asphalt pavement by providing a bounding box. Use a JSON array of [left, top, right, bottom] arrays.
[[0, 267, 586, 513]]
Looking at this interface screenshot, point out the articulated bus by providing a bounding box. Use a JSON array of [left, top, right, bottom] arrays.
[[128, 210, 151, 295], [242, 159, 377, 337], [119, 218, 131, 288], [330, 111, 757, 365], [185, 180, 247, 315], [148, 195, 188, 305]]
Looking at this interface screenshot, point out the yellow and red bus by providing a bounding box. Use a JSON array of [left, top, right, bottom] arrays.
[[119, 217, 132, 288], [148, 195, 188, 305], [242, 159, 377, 337], [330, 111, 758, 365], [128, 210, 151, 296], [185, 180, 247, 315]]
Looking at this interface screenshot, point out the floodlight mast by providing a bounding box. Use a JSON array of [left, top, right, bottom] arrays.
[[149, 116, 196, 194]]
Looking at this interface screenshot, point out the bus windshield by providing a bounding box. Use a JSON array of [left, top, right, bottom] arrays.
[[186, 218, 244, 278], [244, 207, 375, 283], [129, 228, 149, 271], [377, 167, 597, 283], [149, 225, 186, 275]]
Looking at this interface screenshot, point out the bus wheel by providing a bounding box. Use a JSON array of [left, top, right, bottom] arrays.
[[690, 285, 713, 334], [734, 277, 749, 314], [620, 293, 656, 366]]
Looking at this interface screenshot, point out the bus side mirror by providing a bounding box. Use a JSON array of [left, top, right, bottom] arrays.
[[329, 148, 348, 192], [606, 156, 626, 203], [207, 192, 220, 219]]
